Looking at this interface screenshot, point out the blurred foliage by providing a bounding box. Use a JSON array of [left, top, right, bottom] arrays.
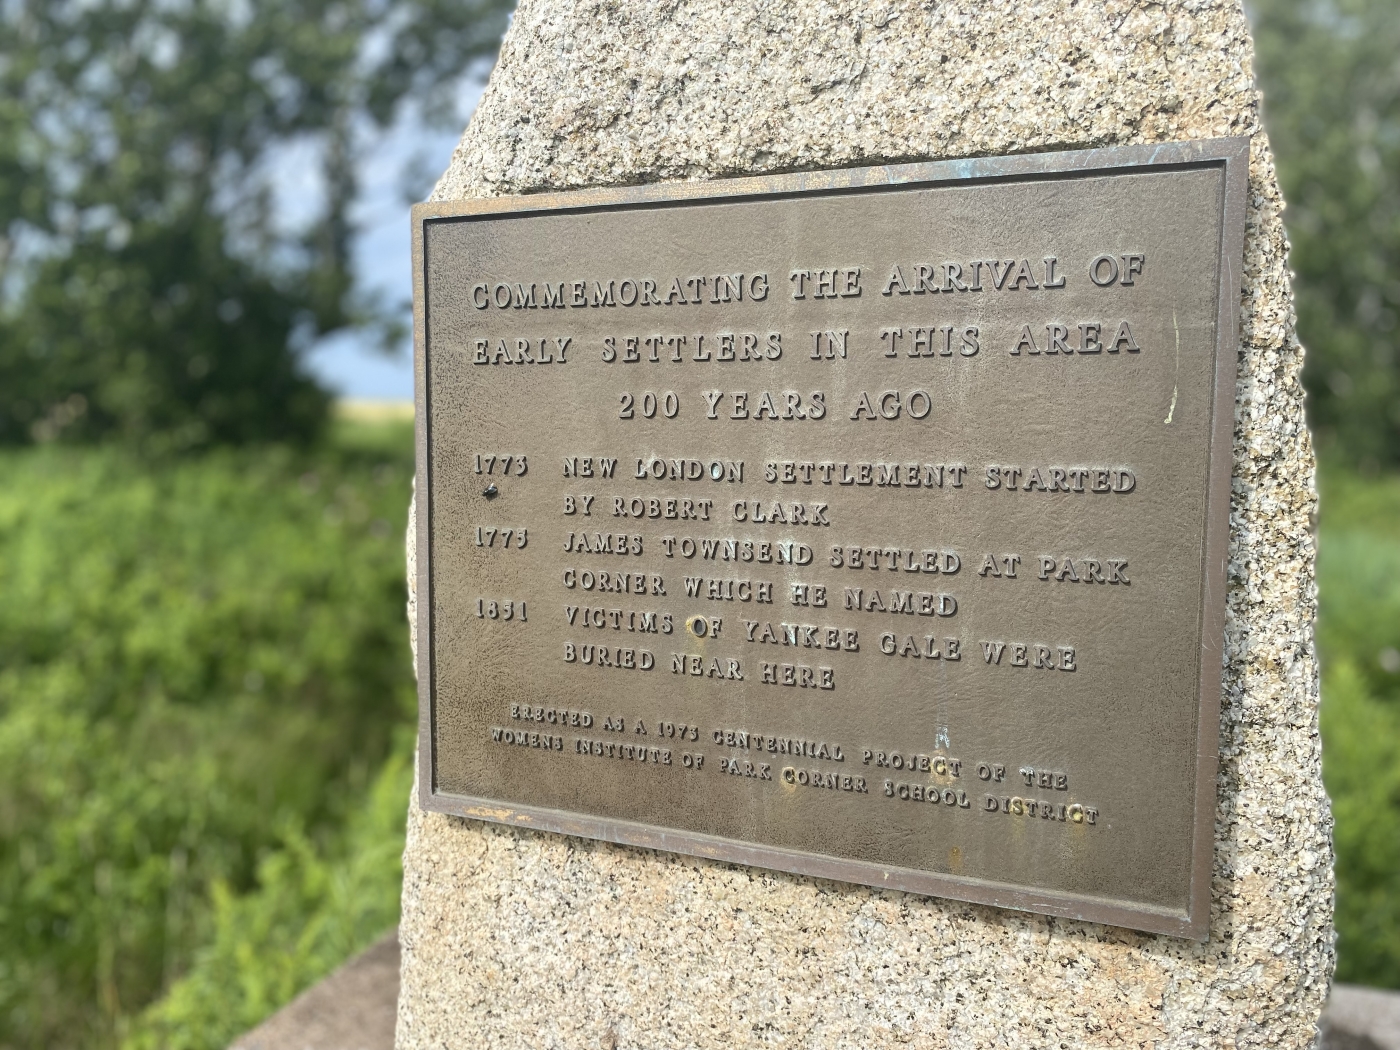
[[0, 0, 510, 450], [1315, 465, 1400, 988], [124, 742, 411, 1050], [1252, 0, 1400, 981], [0, 420, 416, 1049], [1250, 0, 1400, 469]]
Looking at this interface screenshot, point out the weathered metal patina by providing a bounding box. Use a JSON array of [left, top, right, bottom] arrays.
[[411, 138, 1248, 939]]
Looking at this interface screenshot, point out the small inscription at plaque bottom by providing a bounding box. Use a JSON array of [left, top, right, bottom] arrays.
[[412, 139, 1249, 940]]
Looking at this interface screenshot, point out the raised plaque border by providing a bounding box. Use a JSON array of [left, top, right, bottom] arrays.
[[411, 137, 1250, 941]]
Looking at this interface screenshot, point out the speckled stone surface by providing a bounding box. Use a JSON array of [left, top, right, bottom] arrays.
[[397, 2, 1333, 1046]]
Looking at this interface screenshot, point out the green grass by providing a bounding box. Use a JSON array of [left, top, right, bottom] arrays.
[[1317, 464, 1400, 988], [0, 420, 416, 1050]]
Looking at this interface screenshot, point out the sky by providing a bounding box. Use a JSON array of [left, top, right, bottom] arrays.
[[302, 84, 485, 402]]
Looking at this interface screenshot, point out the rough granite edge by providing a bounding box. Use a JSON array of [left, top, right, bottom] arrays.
[[399, 2, 1333, 1047]]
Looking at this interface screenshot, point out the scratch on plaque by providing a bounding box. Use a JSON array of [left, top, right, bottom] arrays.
[[935, 726, 951, 749], [1165, 310, 1181, 424], [465, 804, 517, 821]]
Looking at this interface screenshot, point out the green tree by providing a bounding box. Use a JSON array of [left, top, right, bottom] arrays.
[[0, 0, 510, 450], [1250, 0, 1400, 469]]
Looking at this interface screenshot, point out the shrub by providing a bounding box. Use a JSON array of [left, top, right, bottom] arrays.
[[122, 741, 412, 1050], [1316, 466, 1400, 987], [0, 421, 415, 1048]]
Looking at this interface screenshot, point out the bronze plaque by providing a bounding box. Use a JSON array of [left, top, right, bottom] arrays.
[[412, 138, 1248, 940]]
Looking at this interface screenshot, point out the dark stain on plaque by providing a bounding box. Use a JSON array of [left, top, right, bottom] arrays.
[[410, 139, 1250, 940]]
